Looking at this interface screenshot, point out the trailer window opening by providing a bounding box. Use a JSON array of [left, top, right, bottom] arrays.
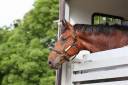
[[92, 13, 124, 25]]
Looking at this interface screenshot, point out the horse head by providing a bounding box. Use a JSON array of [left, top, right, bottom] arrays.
[[48, 20, 80, 69]]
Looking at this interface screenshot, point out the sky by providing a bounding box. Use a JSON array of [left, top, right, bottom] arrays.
[[0, 0, 34, 27]]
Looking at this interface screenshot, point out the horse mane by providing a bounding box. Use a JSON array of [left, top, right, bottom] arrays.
[[73, 24, 128, 33]]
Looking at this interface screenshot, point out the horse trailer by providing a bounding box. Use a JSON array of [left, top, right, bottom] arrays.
[[56, 0, 128, 85]]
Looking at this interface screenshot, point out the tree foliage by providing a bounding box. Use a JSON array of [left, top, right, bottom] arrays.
[[0, 0, 59, 85]]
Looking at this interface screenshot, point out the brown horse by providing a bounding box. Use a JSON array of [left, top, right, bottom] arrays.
[[48, 20, 128, 69]]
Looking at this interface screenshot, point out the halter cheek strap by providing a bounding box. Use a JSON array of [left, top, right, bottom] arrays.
[[64, 44, 78, 61], [64, 45, 72, 52]]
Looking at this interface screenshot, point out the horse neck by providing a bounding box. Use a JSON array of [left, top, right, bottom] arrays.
[[76, 31, 119, 52]]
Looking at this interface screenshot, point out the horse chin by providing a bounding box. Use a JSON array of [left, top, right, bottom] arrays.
[[55, 64, 62, 69], [50, 64, 61, 69], [54, 61, 64, 69]]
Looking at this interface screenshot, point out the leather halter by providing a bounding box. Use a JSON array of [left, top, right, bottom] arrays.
[[51, 30, 78, 61]]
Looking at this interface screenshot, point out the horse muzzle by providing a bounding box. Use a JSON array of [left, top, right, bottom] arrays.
[[48, 60, 62, 69], [48, 55, 66, 69]]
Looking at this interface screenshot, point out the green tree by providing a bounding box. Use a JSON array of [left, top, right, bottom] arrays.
[[0, 0, 59, 85]]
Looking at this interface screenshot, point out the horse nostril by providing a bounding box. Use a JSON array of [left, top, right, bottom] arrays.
[[48, 61, 52, 65]]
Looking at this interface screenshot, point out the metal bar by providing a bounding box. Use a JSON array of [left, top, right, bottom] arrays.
[[58, 0, 65, 36], [56, 0, 66, 85]]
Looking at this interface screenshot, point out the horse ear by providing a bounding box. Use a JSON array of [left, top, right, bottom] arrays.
[[61, 19, 73, 30], [61, 20, 75, 38], [62, 19, 68, 27]]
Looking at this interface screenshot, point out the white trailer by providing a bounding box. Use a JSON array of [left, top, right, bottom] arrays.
[[57, 0, 128, 85]]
